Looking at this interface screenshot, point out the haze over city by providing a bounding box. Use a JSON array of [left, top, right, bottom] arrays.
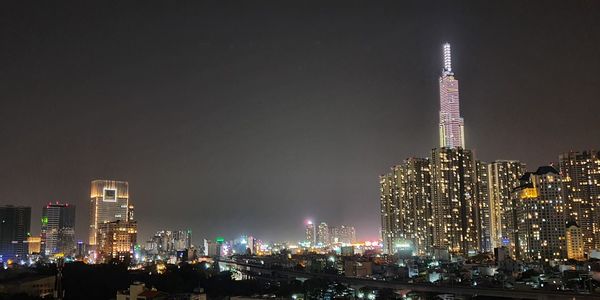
[[1, 1, 599, 244]]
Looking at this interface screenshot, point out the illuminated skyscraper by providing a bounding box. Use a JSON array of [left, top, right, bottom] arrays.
[[559, 150, 600, 252], [305, 221, 316, 246], [515, 166, 566, 261], [380, 158, 436, 255], [430, 147, 479, 256], [0, 206, 31, 260], [27, 236, 41, 255], [474, 160, 491, 252], [97, 220, 137, 262], [487, 160, 526, 254], [89, 180, 129, 245], [380, 168, 400, 254], [438, 43, 465, 149], [403, 158, 433, 255], [317, 222, 330, 246], [41, 203, 76, 256]]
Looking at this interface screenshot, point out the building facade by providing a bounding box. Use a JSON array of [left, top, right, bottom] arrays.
[[27, 236, 41, 255], [0, 206, 31, 260], [89, 180, 129, 245], [97, 220, 137, 262], [41, 203, 76, 256], [488, 160, 527, 254], [317, 222, 330, 246], [380, 171, 399, 254], [305, 221, 316, 246], [147, 229, 193, 256], [474, 160, 491, 252], [565, 222, 585, 261], [331, 225, 356, 245], [430, 147, 479, 256], [559, 150, 600, 253], [403, 158, 433, 256], [515, 166, 566, 262]]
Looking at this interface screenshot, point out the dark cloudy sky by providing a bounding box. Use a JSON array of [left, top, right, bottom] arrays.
[[1, 1, 599, 243]]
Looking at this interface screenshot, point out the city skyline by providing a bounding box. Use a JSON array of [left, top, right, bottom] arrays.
[[1, 2, 600, 243]]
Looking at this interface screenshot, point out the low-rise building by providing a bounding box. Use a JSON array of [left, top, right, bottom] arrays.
[[344, 260, 373, 277], [0, 275, 55, 298]]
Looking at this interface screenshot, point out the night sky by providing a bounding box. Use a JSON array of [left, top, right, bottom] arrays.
[[1, 1, 599, 243]]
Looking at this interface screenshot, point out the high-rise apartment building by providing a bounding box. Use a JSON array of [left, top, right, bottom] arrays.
[[403, 158, 433, 256], [41, 203, 76, 256], [515, 166, 566, 262], [331, 225, 356, 245], [559, 150, 600, 252], [430, 147, 479, 256], [0, 206, 31, 260], [380, 158, 433, 255], [89, 180, 129, 245], [380, 166, 402, 254], [438, 43, 465, 149], [172, 230, 192, 252], [146, 230, 191, 255], [488, 160, 526, 254], [97, 220, 137, 262], [317, 222, 330, 246], [380, 170, 399, 254], [565, 222, 585, 261], [474, 160, 491, 252], [305, 221, 316, 246]]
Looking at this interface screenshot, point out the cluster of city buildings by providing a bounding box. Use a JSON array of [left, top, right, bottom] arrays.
[[0, 203, 80, 263], [2, 179, 345, 265], [380, 43, 600, 264], [304, 221, 356, 247], [0, 180, 206, 266], [0, 180, 141, 264]]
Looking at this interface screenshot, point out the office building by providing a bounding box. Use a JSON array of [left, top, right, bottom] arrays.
[[515, 166, 566, 262], [0, 206, 31, 260], [76, 241, 87, 258], [27, 236, 41, 255], [438, 43, 465, 149], [97, 220, 137, 262], [488, 160, 526, 254], [127, 204, 135, 222], [430, 147, 479, 256], [204, 238, 223, 257], [41, 203, 76, 256], [559, 150, 600, 252], [89, 180, 129, 245]]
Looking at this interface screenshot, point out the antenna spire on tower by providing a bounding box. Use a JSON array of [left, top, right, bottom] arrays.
[[443, 43, 452, 75]]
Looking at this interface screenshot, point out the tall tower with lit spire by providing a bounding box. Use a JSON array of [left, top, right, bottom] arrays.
[[438, 43, 465, 148]]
